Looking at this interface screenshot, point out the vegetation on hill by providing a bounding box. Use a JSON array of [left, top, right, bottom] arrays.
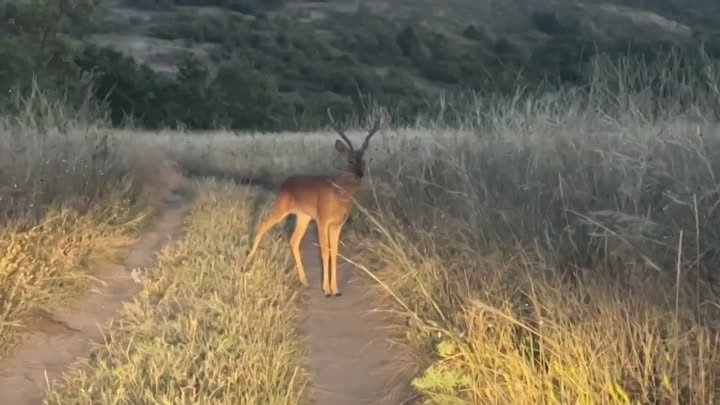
[[2, 0, 720, 132]]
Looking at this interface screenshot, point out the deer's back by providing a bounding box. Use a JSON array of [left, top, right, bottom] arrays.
[[278, 175, 359, 224]]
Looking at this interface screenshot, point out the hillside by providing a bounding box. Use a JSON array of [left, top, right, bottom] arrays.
[[89, 0, 717, 73], [2, 0, 720, 129], [93, 0, 707, 65]]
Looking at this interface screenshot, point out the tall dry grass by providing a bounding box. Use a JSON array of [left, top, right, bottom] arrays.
[[45, 180, 307, 405], [0, 87, 183, 358], [352, 53, 720, 405], [132, 51, 720, 404]]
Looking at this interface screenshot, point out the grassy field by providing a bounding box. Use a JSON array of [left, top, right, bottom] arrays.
[[110, 117, 720, 404], [44, 180, 307, 404], [2, 53, 720, 404], [107, 59, 720, 404]]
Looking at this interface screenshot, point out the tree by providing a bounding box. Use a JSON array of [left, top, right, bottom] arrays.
[[210, 60, 293, 130], [396, 25, 430, 63], [75, 46, 170, 126], [0, 0, 100, 110], [174, 56, 222, 128]]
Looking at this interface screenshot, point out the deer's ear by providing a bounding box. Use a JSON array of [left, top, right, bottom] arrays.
[[335, 139, 349, 153]]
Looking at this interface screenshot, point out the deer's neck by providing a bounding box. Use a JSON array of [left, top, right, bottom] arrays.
[[330, 172, 363, 197]]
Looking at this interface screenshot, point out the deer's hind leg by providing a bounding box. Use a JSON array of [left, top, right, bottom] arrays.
[[289, 213, 311, 287], [245, 197, 289, 267]]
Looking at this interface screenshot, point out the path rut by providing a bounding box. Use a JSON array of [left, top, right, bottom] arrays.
[[298, 223, 414, 405], [0, 193, 190, 405]]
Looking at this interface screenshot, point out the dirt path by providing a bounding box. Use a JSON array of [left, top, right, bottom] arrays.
[[0, 192, 191, 405], [299, 223, 414, 405]]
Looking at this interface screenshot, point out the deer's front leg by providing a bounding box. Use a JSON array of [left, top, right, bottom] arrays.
[[318, 223, 332, 296]]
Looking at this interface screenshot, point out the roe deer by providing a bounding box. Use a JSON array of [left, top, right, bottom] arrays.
[[244, 109, 381, 297]]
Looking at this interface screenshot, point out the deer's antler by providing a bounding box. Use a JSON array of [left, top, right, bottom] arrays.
[[360, 116, 381, 152], [327, 108, 354, 151]]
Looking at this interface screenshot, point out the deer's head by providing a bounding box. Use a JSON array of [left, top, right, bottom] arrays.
[[327, 108, 381, 179]]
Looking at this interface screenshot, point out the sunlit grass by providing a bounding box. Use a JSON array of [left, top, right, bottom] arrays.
[[0, 88, 182, 358], [115, 53, 720, 404], [0, 197, 148, 358], [4, 50, 720, 405], [123, 113, 720, 404], [44, 180, 307, 405]]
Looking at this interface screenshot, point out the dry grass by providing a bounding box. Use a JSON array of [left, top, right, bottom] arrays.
[[351, 101, 720, 402], [44, 180, 307, 405], [108, 59, 720, 404], [0, 89, 184, 358], [0, 200, 145, 358], [4, 53, 720, 404], [121, 118, 720, 404]]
